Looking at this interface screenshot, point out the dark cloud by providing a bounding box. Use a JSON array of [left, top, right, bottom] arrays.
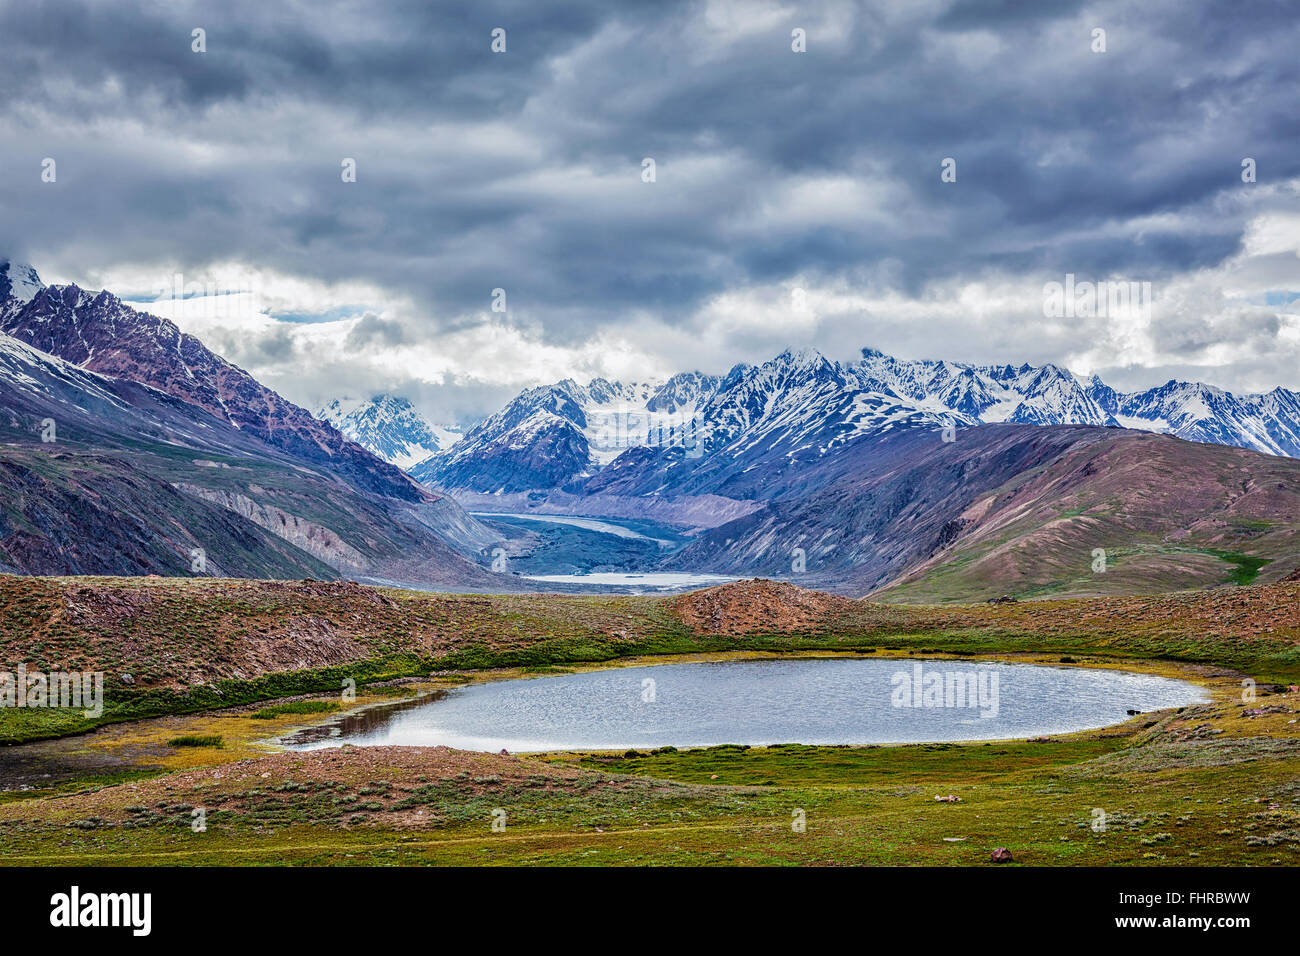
[[220, 323, 297, 366], [0, 1, 616, 116], [345, 312, 410, 349], [1, 0, 1298, 410]]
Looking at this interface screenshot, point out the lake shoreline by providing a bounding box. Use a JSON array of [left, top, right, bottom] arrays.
[[2, 645, 1295, 867], [0, 648, 1236, 797]]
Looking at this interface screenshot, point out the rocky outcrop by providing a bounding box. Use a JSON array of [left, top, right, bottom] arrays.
[[176, 484, 368, 571], [0, 454, 336, 580], [674, 578, 855, 636]]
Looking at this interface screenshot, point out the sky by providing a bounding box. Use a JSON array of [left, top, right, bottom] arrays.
[[1, 0, 1298, 425]]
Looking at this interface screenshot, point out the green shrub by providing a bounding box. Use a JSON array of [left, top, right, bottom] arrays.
[[249, 700, 339, 720]]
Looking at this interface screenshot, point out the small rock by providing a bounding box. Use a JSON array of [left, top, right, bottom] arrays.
[[935, 794, 962, 802], [990, 847, 1014, 864], [1242, 705, 1289, 718], [120, 673, 135, 685]]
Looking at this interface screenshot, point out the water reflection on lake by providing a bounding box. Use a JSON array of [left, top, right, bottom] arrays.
[[278, 659, 1208, 753]]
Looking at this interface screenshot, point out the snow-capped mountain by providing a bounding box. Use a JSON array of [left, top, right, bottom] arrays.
[[0, 260, 428, 502], [317, 395, 462, 470], [581, 348, 970, 500], [4, 256, 1297, 597], [0, 259, 509, 586], [0, 259, 44, 322], [414, 349, 964, 496], [410, 372, 722, 492], [850, 349, 1117, 426], [583, 373, 721, 464], [1090, 379, 1300, 458], [411, 343, 1300, 496], [415, 385, 590, 493], [851, 348, 1300, 456]]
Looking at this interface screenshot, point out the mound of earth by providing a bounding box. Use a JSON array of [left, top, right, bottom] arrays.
[[675, 578, 854, 636]]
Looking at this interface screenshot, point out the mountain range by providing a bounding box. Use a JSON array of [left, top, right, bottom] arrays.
[[362, 344, 1300, 598], [406, 373, 721, 493], [0, 260, 507, 587], [3, 257, 1297, 600], [394, 346, 1300, 500]]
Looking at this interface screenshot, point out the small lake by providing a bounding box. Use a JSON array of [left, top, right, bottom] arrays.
[[279, 658, 1208, 752]]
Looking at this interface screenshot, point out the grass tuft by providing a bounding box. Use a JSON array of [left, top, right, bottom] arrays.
[[249, 700, 340, 720]]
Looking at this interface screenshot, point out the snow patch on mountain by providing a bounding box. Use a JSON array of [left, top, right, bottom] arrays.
[[0, 261, 43, 304], [0, 328, 129, 409], [317, 395, 462, 469], [0, 260, 46, 324], [579, 373, 720, 464]]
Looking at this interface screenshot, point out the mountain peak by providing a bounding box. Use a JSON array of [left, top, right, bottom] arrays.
[[317, 394, 462, 470], [776, 346, 827, 367], [0, 259, 45, 313]]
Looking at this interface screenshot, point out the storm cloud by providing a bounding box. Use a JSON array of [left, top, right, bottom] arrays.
[[1, 0, 1297, 421]]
